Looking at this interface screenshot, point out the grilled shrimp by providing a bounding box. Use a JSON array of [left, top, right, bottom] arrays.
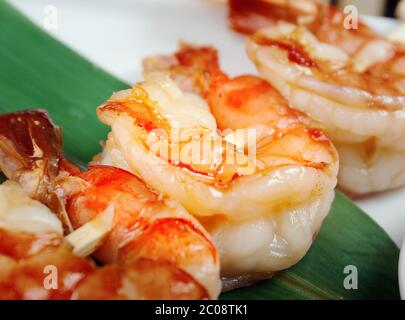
[[228, 0, 405, 195], [97, 45, 338, 289], [246, 22, 405, 195], [0, 110, 220, 299]]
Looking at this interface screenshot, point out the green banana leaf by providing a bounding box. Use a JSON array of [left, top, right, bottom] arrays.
[[0, 0, 399, 300]]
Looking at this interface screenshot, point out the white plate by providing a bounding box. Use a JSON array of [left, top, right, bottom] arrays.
[[8, 0, 405, 247], [400, 239, 405, 299]]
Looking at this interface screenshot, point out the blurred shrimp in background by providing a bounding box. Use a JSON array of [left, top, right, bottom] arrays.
[[228, 0, 405, 195]]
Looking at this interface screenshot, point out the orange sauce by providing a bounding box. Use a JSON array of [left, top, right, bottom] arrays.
[[253, 35, 318, 68]]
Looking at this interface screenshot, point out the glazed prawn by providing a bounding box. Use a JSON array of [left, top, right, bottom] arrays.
[[96, 45, 338, 289], [246, 22, 405, 195], [228, 0, 405, 195], [0, 110, 220, 299]]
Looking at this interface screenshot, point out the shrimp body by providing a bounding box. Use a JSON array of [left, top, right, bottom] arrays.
[[246, 23, 405, 194], [97, 46, 338, 288], [0, 110, 220, 299], [67, 165, 220, 299]]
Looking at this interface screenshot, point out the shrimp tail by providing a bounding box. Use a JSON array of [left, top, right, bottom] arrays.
[[0, 110, 62, 196], [143, 43, 227, 95], [0, 110, 77, 230]]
